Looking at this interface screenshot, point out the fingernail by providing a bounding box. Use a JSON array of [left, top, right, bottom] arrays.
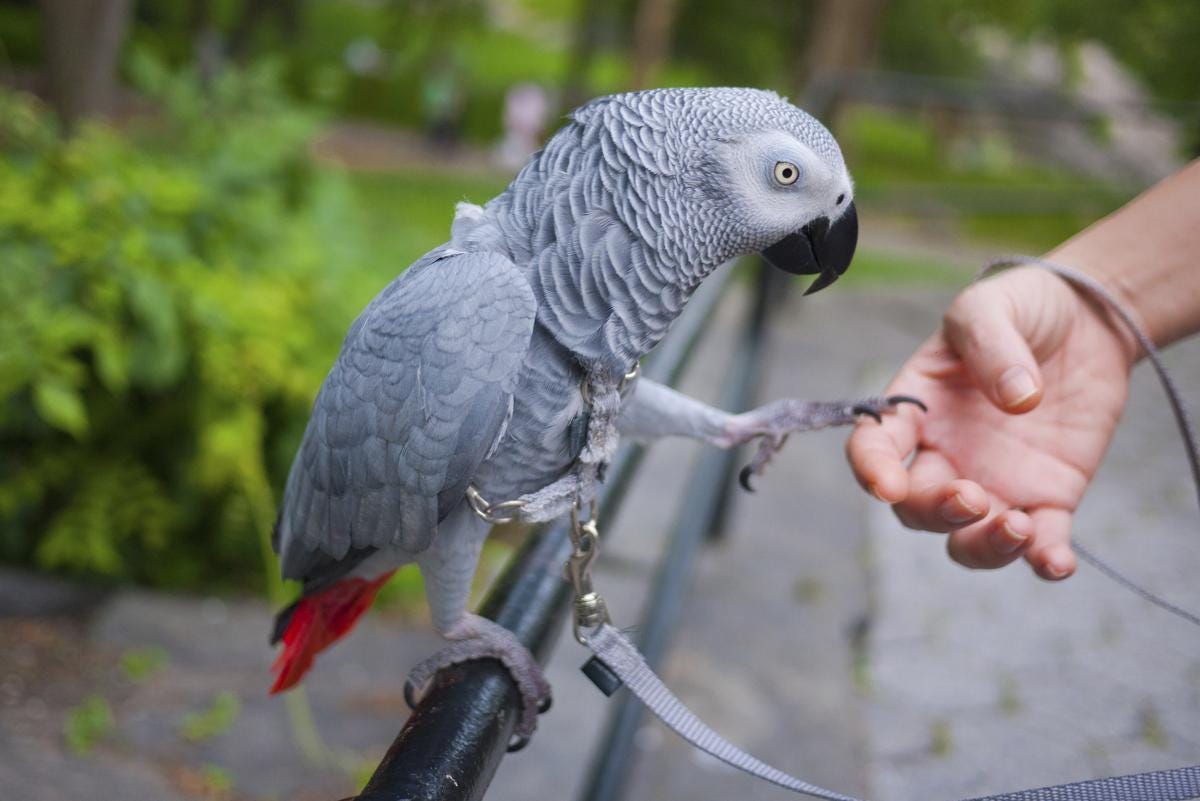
[[938, 493, 982, 524], [992, 521, 1028, 555], [1044, 556, 1072, 579], [997, 366, 1037, 409], [870, 483, 892, 503]]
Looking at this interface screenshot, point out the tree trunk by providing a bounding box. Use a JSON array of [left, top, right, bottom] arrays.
[[629, 0, 681, 90], [229, 0, 302, 62], [562, 0, 605, 113], [39, 0, 133, 130], [796, 0, 888, 117]]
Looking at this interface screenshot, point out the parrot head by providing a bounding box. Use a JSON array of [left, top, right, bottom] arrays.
[[684, 90, 858, 294], [569, 88, 857, 293]]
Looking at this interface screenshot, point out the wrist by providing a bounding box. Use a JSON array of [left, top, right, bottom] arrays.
[[1041, 247, 1146, 370], [1043, 162, 1200, 353]]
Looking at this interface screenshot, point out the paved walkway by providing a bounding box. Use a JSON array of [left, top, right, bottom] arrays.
[[2, 284, 1197, 801]]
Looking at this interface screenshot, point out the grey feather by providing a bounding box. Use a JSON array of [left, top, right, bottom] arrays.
[[274, 249, 536, 579], [276, 87, 852, 603]]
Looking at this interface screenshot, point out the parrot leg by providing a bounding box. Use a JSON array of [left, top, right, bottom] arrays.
[[723, 395, 926, 490], [618, 379, 924, 490], [406, 505, 551, 740]]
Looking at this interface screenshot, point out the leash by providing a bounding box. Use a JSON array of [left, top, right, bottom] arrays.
[[980, 257, 1200, 630], [566, 256, 1200, 800]]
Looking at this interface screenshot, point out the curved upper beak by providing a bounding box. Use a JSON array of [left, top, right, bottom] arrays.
[[760, 201, 858, 295]]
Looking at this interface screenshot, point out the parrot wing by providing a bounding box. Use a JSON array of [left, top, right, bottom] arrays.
[[273, 248, 536, 580]]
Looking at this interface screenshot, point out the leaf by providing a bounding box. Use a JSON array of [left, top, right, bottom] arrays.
[[64, 695, 114, 756], [32, 378, 88, 438], [179, 691, 241, 742]]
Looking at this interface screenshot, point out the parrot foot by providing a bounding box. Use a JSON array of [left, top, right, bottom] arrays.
[[731, 395, 925, 491], [404, 613, 552, 746]]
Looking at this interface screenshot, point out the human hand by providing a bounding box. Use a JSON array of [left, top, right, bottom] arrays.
[[847, 266, 1139, 579]]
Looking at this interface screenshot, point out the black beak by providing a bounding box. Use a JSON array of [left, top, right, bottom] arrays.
[[761, 201, 858, 295]]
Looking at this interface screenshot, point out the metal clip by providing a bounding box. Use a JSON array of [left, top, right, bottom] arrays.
[[566, 501, 609, 645], [465, 484, 526, 525], [580, 362, 640, 406]]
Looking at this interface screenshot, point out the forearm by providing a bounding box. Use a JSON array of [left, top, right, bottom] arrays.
[[1047, 159, 1200, 352]]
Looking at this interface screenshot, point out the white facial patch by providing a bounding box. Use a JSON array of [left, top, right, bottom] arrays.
[[717, 130, 851, 243]]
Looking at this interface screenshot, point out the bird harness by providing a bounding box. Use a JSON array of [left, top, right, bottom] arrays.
[[465, 365, 640, 527], [474, 257, 1200, 801]]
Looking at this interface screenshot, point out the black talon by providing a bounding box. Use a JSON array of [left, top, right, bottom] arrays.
[[887, 395, 928, 413], [404, 679, 419, 710], [738, 464, 756, 493], [852, 405, 883, 424], [538, 694, 553, 714], [507, 733, 531, 753]]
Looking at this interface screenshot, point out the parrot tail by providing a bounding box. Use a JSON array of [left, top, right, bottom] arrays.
[[269, 571, 395, 693]]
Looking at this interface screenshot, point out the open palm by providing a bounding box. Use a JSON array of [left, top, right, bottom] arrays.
[[848, 267, 1137, 579]]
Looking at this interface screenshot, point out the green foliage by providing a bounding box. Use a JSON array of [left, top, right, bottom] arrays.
[[879, 0, 1200, 121], [179, 691, 241, 742], [0, 58, 365, 590], [120, 645, 170, 682], [199, 763, 235, 795], [64, 695, 115, 756], [840, 107, 1137, 252]]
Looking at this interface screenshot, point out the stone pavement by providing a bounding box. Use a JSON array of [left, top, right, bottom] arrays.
[[2, 283, 1197, 801], [865, 309, 1200, 799]]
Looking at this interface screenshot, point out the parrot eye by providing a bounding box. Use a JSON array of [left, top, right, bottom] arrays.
[[773, 161, 800, 186]]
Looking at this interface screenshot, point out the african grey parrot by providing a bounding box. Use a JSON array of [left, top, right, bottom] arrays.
[[269, 87, 921, 739]]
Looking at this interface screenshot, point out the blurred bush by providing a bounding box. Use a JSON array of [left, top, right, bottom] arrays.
[[0, 55, 363, 591]]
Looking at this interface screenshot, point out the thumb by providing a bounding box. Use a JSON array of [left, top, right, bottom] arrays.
[[942, 283, 1045, 414]]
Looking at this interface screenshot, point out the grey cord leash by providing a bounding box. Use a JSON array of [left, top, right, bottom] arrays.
[[981, 256, 1200, 630], [572, 256, 1200, 800]]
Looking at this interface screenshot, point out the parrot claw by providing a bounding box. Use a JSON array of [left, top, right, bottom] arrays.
[[406, 613, 552, 740], [853, 394, 928, 424], [507, 733, 532, 753], [887, 394, 927, 413], [727, 394, 928, 491], [738, 464, 756, 493], [851, 404, 883, 424]]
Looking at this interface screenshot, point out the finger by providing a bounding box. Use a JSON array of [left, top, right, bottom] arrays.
[[942, 284, 1044, 414], [890, 452, 989, 533], [846, 415, 919, 503], [946, 508, 1034, 569], [1024, 507, 1076, 580]]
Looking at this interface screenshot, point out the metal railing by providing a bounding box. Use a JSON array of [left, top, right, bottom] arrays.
[[347, 259, 780, 801]]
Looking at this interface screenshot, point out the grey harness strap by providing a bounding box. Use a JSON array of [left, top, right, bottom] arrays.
[[579, 256, 1200, 800], [587, 621, 1200, 801], [587, 622, 862, 801]]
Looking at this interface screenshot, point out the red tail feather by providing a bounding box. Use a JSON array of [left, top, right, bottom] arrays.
[[270, 571, 395, 693]]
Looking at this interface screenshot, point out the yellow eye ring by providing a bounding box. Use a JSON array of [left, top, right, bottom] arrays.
[[773, 161, 800, 185]]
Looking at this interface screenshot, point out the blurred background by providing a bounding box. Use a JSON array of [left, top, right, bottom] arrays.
[[0, 2, 1197, 800]]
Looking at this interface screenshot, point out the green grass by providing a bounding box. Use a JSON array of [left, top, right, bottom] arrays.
[[840, 107, 1140, 252], [340, 167, 976, 290], [340, 169, 511, 289], [842, 247, 973, 288]]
